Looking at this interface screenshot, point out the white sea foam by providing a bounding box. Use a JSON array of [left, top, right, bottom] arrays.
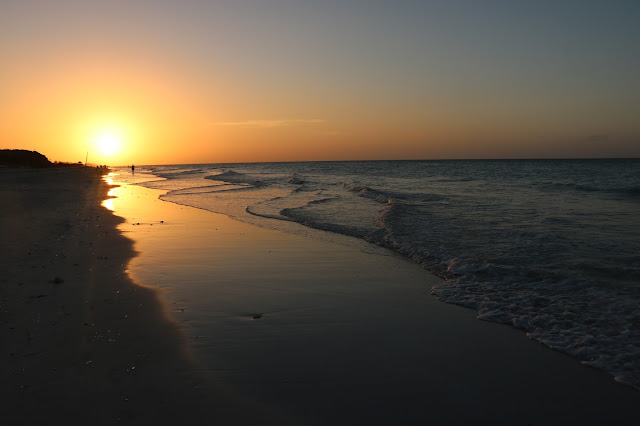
[[117, 159, 640, 389]]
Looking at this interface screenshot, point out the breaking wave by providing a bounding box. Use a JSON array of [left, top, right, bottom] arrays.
[[121, 159, 640, 389]]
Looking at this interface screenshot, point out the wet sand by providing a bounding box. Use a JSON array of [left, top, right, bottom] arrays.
[[112, 174, 639, 425], [2, 167, 638, 425], [0, 167, 282, 425]]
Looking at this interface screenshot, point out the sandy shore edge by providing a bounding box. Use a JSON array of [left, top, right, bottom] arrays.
[[115, 172, 640, 425], [3, 167, 638, 425], [0, 167, 277, 425]]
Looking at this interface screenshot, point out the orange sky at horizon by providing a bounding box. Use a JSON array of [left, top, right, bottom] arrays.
[[2, 1, 639, 165]]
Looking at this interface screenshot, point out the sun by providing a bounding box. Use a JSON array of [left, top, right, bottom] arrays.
[[94, 130, 123, 156]]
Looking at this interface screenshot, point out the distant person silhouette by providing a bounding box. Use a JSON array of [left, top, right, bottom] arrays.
[[131, 164, 135, 173]]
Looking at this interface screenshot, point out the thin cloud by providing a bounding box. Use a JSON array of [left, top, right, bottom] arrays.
[[581, 133, 609, 144], [212, 119, 324, 128]]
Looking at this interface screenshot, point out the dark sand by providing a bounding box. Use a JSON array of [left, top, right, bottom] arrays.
[[0, 167, 285, 425], [1, 167, 638, 425], [115, 175, 639, 425]]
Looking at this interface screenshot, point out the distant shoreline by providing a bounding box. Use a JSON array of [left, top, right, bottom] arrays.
[[107, 156, 640, 168]]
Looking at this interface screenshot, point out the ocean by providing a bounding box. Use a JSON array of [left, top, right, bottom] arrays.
[[116, 159, 640, 389]]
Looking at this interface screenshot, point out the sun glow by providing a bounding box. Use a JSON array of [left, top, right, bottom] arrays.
[[94, 130, 123, 156]]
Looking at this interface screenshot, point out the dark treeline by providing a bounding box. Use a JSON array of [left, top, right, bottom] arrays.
[[0, 149, 52, 168], [0, 149, 87, 168]]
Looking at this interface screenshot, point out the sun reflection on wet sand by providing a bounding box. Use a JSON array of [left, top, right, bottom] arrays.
[[101, 173, 118, 211], [98, 173, 640, 425]]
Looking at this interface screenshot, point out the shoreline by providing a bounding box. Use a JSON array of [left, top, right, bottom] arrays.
[[2, 167, 638, 425], [111, 172, 639, 425], [0, 167, 281, 425]]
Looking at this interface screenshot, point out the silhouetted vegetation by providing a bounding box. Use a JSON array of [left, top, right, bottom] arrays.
[[0, 150, 90, 168], [0, 149, 52, 168]]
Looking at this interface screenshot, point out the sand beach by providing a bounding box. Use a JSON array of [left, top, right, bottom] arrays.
[[0, 167, 281, 425], [1, 167, 639, 425], [3, 1, 640, 423]]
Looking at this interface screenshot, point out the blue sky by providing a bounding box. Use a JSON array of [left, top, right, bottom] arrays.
[[1, 0, 639, 162]]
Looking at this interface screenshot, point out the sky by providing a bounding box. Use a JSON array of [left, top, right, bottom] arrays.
[[1, 0, 639, 165]]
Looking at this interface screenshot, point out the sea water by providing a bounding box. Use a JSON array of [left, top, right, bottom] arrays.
[[116, 159, 640, 389]]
